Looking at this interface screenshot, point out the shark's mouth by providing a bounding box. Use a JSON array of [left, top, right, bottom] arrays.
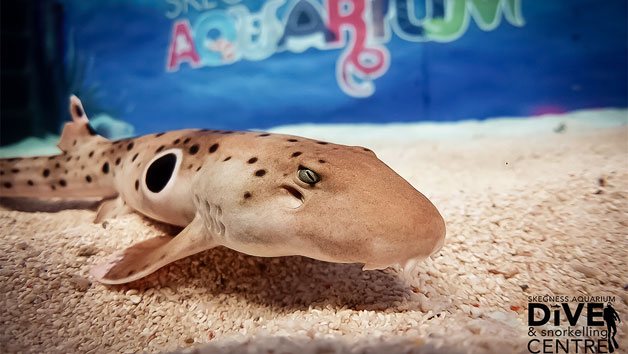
[[280, 184, 304, 209]]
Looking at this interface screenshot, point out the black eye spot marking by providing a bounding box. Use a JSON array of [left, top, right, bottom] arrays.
[[183, 138, 191, 144], [173, 138, 180, 144], [243, 192, 251, 199], [89, 151, 94, 158], [43, 169, 50, 177], [155, 132, 165, 137], [86, 175, 92, 183], [257, 133, 270, 137], [145, 153, 176, 193], [27, 180, 34, 186], [102, 162, 110, 174], [73, 104, 84, 117], [317, 141, 328, 145], [87, 124, 98, 136], [189, 144, 199, 155], [156, 145, 165, 153], [291, 152, 302, 158], [115, 157, 121, 166], [319, 160, 326, 163], [11, 168, 19, 173], [223, 156, 231, 161], [248, 157, 258, 164], [209, 144, 219, 153], [135, 180, 139, 191], [127, 142, 134, 151], [255, 169, 266, 177], [55, 163, 60, 168], [3, 182, 12, 188], [287, 139, 298, 142], [59, 179, 67, 187], [132, 153, 139, 162]]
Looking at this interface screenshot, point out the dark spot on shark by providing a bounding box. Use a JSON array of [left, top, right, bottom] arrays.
[[156, 145, 165, 153], [7, 158, 21, 162], [209, 144, 219, 153], [363, 148, 371, 152], [64, 170, 68, 174], [135, 180, 139, 191], [73, 104, 84, 117], [291, 152, 302, 158], [156, 132, 165, 137], [110, 149, 115, 154], [221, 131, 233, 134], [48, 156, 55, 160], [73, 140, 77, 146], [127, 142, 134, 151], [115, 158, 121, 166], [319, 160, 326, 163], [173, 138, 180, 145], [86, 175, 92, 183], [3, 182, 12, 189], [248, 157, 258, 164], [132, 153, 139, 162], [189, 144, 199, 155], [113, 140, 122, 145], [127, 270, 134, 276], [255, 169, 266, 177], [287, 139, 298, 142], [11, 168, 19, 173], [89, 151, 94, 158], [102, 162, 110, 174], [55, 163, 60, 168], [317, 142, 328, 145], [183, 138, 191, 144], [59, 179, 67, 187], [0, 171, 3, 176], [27, 180, 34, 186], [159, 253, 167, 260], [43, 169, 50, 177], [187, 164, 193, 169], [244, 192, 251, 199], [66, 156, 72, 162], [145, 153, 176, 193], [196, 166, 202, 172], [223, 156, 231, 162], [258, 133, 270, 137], [51, 185, 56, 191]]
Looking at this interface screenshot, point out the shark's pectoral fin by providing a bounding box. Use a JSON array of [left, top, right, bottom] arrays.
[[94, 197, 132, 223], [90, 215, 214, 284]]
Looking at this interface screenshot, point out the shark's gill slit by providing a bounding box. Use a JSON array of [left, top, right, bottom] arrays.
[[281, 184, 304, 202], [145, 153, 177, 193]]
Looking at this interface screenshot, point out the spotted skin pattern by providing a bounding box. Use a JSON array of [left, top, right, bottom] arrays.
[[0, 96, 446, 284]]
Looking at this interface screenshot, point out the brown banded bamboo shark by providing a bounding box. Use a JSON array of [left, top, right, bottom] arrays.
[[0, 96, 445, 284]]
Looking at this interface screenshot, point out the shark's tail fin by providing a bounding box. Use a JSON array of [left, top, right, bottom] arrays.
[[57, 95, 108, 152]]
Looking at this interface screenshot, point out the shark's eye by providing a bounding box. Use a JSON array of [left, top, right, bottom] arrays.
[[297, 167, 320, 185]]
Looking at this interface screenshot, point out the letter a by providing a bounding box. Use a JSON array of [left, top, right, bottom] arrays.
[[167, 20, 201, 71]]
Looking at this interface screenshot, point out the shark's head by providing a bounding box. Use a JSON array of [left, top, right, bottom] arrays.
[[194, 134, 445, 270]]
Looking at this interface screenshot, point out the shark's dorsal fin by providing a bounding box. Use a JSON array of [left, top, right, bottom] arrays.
[[57, 95, 108, 152]]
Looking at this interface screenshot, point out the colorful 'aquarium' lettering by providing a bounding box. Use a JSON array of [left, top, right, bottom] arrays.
[[166, 0, 524, 97]]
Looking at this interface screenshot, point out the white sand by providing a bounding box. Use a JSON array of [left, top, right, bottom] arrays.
[[1, 110, 627, 353]]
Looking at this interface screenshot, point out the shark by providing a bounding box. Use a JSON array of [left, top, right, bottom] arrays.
[[0, 96, 446, 284]]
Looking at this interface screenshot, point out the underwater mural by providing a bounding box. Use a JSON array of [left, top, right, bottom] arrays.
[[1, 0, 626, 140], [166, 0, 524, 97]]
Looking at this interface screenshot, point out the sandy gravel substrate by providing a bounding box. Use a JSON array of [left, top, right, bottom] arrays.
[[1, 114, 627, 353]]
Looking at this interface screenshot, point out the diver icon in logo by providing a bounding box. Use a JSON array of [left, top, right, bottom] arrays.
[[604, 302, 621, 353]]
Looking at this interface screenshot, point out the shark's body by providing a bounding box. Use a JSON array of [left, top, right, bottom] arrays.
[[0, 96, 445, 284]]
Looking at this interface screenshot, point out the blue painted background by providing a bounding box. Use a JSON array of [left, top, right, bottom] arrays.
[[61, 0, 628, 135]]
